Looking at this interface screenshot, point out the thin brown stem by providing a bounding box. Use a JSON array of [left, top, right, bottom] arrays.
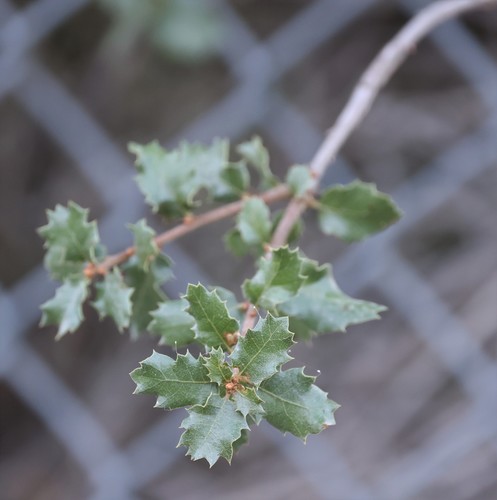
[[240, 304, 258, 337], [86, 0, 497, 339], [270, 0, 497, 247], [85, 184, 291, 278]]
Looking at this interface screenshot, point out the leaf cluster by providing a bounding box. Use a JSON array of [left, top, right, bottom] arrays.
[[131, 313, 338, 465], [38, 136, 401, 464]]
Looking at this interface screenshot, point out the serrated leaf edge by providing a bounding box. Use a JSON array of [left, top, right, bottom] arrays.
[[258, 367, 340, 443]]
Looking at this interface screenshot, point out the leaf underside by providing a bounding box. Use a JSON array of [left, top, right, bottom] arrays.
[[38, 201, 100, 281], [92, 268, 133, 331], [40, 279, 89, 340]]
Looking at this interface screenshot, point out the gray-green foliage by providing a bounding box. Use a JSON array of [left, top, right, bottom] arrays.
[[39, 136, 401, 465], [148, 299, 195, 346], [131, 314, 336, 465], [38, 202, 101, 281], [40, 279, 89, 340], [99, 0, 223, 63], [92, 269, 133, 332], [317, 181, 402, 241]]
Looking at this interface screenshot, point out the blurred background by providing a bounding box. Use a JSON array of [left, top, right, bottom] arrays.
[[0, 0, 496, 499]]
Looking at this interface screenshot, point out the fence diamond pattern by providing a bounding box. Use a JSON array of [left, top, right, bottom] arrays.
[[0, 0, 496, 499]]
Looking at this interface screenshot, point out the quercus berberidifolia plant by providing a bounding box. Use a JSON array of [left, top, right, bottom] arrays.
[[38, 0, 497, 466]]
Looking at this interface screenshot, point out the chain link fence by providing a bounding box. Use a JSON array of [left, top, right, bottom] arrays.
[[1, 0, 496, 498]]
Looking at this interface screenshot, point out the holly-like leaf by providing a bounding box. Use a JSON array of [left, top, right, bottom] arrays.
[[243, 247, 305, 310], [185, 284, 239, 350], [40, 279, 89, 340], [232, 429, 249, 453], [224, 228, 249, 257], [92, 268, 133, 331], [258, 368, 339, 440], [317, 181, 402, 242], [130, 140, 195, 216], [286, 165, 314, 197], [236, 136, 277, 189], [178, 392, 249, 466], [42, 245, 86, 282], [231, 314, 294, 385], [236, 197, 272, 248], [220, 162, 250, 196], [130, 139, 240, 217], [203, 347, 233, 385], [148, 299, 195, 346], [181, 139, 235, 200], [278, 257, 385, 339], [233, 388, 265, 424], [131, 351, 214, 410], [213, 286, 245, 325], [38, 202, 100, 280], [128, 219, 159, 270], [124, 253, 172, 337]]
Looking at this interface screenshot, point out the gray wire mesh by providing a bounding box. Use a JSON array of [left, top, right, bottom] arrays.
[[0, 0, 496, 498]]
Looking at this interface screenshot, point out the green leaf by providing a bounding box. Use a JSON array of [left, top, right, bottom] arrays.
[[203, 347, 233, 385], [236, 136, 277, 189], [286, 165, 314, 197], [128, 219, 159, 270], [38, 202, 100, 280], [130, 140, 195, 216], [317, 181, 402, 242], [258, 368, 339, 440], [100, 0, 222, 64], [178, 393, 249, 466], [153, 0, 223, 62], [92, 268, 133, 332], [124, 253, 172, 337], [236, 197, 272, 247], [181, 139, 234, 200], [232, 429, 249, 453], [220, 162, 250, 195], [231, 314, 294, 385], [278, 257, 385, 339], [40, 279, 89, 340], [224, 228, 249, 257], [185, 284, 239, 350], [148, 299, 195, 347], [42, 245, 86, 282], [243, 247, 305, 310], [212, 286, 245, 325], [130, 139, 239, 217], [233, 388, 265, 424], [131, 351, 214, 410]]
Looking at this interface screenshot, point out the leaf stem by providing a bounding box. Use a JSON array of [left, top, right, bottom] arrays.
[[270, 0, 497, 248], [89, 0, 497, 336], [240, 304, 258, 337], [239, 0, 497, 336], [85, 184, 291, 278]]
